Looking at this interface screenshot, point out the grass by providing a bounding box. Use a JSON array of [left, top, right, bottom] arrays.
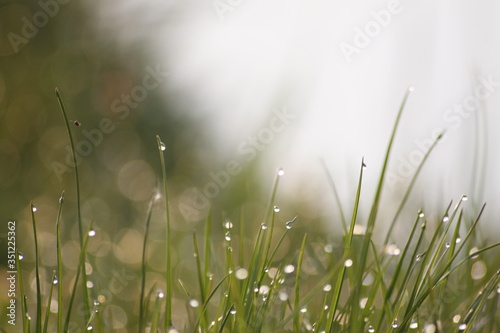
[[8, 87, 500, 332]]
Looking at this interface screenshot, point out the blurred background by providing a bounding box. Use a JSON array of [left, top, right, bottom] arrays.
[[1, 0, 500, 331]]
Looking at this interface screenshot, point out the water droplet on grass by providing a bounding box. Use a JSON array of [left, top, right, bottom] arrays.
[[277, 168, 285, 176], [230, 308, 237, 314], [445, 242, 450, 249], [88, 229, 96, 237], [409, 319, 418, 329], [284, 264, 295, 274], [323, 284, 332, 292], [156, 290, 165, 298], [418, 210, 425, 218], [442, 215, 449, 223], [452, 315, 461, 323], [423, 323, 436, 333], [223, 220, 233, 229], [344, 259, 353, 267], [461, 195, 468, 201], [392, 320, 398, 328], [32, 205, 37, 212], [458, 323, 467, 330], [235, 267, 248, 280], [368, 325, 375, 332], [18, 252, 24, 260], [261, 223, 267, 230], [225, 231, 231, 241], [189, 299, 200, 308], [53, 276, 59, 285], [273, 206, 280, 212]]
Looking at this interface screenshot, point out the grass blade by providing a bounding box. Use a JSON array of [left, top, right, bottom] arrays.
[[138, 195, 156, 333], [30, 202, 42, 333], [55, 88, 91, 321], [351, 86, 413, 333], [56, 192, 64, 333], [156, 134, 173, 330]]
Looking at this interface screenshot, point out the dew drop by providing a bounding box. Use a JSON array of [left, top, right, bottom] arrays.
[[423, 323, 436, 333], [59, 195, 64, 203], [392, 319, 398, 328], [273, 206, 280, 212], [86, 281, 94, 288], [189, 298, 200, 308], [458, 323, 467, 330], [408, 86, 415, 92], [344, 259, 353, 267], [285, 221, 294, 230], [452, 315, 461, 323], [230, 308, 237, 314], [300, 306, 307, 313], [259, 285, 270, 294], [360, 297, 368, 309], [469, 247, 479, 258], [235, 267, 249, 280], [471, 260, 487, 280], [278, 290, 288, 301], [284, 264, 295, 274], [156, 289, 165, 298], [445, 242, 450, 249], [32, 205, 38, 212], [461, 195, 468, 201], [18, 252, 24, 260], [88, 229, 96, 237], [225, 231, 231, 242], [385, 244, 401, 256], [416, 253, 424, 262], [324, 305, 329, 310], [261, 223, 268, 230], [223, 220, 233, 229], [418, 210, 425, 218], [87, 325, 93, 330], [94, 300, 100, 307], [53, 276, 59, 285], [277, 168, 285, 176], [324, 244, 333, 253], [168, 328, 180, 333], [323, 284, 332, 292], [456, 237, 461, 243], [353, 224, 366, 235], [159, 141, 166, 151], [442, 215, 449, 223], [409, 319, 418, 329], [368, 325, 375, 332]]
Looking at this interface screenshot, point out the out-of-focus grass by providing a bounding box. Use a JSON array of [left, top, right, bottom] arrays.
[[6, 87, 500, 332]]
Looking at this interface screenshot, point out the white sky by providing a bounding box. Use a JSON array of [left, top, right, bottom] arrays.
[[94, 0, 500, 233]]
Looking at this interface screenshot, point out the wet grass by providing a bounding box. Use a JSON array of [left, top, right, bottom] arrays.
[[9, 87, 500, 332]]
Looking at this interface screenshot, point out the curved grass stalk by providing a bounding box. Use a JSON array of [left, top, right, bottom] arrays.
[[55, 88, 91, 321]]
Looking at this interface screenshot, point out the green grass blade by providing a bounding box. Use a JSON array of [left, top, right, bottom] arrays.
[[139, 195, 155, 333], [30, 202, 42, 333], [150, 290, 164, 333], [351, 86, 413, 333], [156, 134, 173, 330], [326, 158, 365, 333], [42, 270, 57, 333], [55, 88, 91, 321], [56, 192, 64, 333], [293, 233, 307, 332], [204, 209, 212, 300], [16, 250, 27, 332], [64, 219, 94, 332]]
